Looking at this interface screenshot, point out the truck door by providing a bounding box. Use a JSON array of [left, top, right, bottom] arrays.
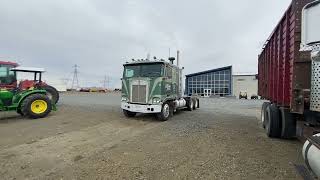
[[165, 65, 173, 98]]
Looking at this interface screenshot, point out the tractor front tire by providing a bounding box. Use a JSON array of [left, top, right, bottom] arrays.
[[21, 94, 52, 119], [42, 85, 60, 104]]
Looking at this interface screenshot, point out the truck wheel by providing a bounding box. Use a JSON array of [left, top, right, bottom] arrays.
[[21, 94, 52, 119], [261, 102, 270, 129], [265, 104, 281, 138], [280, 107, 296, 139], [193, 98, 198, 110], [123, 110, 136, 117], [156, 103, 170, 121], [197, 99, 200, 108], [42, 85, 60, 104], [187, 98, 193, 111]]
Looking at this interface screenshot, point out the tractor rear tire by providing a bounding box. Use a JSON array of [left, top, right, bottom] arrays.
[[21, 94, 52, 119], [42, 85, 60, 104], [265, 104, 281, 138], [123, 110, 136, 118]]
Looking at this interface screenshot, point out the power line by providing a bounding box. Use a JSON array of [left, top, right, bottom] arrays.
[[71, 64, 79, 90]]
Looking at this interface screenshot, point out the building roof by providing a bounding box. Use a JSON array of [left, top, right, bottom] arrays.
[[185, 66, 232, 77]]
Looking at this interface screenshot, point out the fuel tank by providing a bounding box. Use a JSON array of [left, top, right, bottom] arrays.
[[302, 133, 320, 177]]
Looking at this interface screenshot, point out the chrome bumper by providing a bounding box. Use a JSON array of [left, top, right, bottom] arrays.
[[121, 102, 162, 113]]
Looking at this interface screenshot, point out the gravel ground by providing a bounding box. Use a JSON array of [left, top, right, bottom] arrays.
[[0, 93, 304, 179]]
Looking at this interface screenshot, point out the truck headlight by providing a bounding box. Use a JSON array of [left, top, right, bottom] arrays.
[[152, 97, 161, 104], [121, 96, 128, 101], [311, 50, 320, 62]]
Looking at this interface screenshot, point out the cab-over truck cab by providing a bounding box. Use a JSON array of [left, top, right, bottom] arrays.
[[121, 56, 199, 121]]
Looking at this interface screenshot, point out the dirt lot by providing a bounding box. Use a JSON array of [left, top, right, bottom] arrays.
[[0, 93, 304, 179]]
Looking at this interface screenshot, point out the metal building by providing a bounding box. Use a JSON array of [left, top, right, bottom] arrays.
[[232, 74, 258, 99], [185, 66, 232, 97]]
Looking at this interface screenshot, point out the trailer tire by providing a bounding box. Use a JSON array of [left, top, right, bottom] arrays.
[[156, 102, 171, 121], [123, 110, 136, 118], [265, 104, 281, 138], [261, 102, 270, 129], [280, 107, 296, 139]]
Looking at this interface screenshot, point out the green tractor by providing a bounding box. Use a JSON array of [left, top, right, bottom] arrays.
[[0, 66, 55, 119]]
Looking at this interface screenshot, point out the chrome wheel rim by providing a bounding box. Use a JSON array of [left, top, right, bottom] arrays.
[[163, 104, 170, 118]]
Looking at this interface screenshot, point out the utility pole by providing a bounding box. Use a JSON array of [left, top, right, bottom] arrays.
[[71, 64, 79, 90]]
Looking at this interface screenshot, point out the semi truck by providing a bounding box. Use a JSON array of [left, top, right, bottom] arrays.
[[121, 51, 199, 121], [258, 0, 320, 177]]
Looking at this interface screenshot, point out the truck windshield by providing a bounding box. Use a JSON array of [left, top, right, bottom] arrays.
[[0, 65, 16, 84], [124, 64, 163, 78]]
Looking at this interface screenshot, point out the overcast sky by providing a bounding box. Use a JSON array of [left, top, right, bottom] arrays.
[[0, 0, 291, 88]]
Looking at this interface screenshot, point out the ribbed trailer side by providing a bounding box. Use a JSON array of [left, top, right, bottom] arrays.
[[258, 0, 312, 113]]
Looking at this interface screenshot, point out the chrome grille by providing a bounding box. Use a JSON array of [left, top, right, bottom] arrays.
[[131, 85, 147, 103]]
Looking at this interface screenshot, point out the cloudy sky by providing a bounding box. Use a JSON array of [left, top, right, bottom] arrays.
[[0, 0, 291, 88]]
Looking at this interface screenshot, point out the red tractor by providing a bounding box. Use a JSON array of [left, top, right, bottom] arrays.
[[0, 61, 59, 104]]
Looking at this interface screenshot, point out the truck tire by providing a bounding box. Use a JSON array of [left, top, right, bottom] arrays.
[[187, 98, 193, 111], [265, 104, 281, 138], [156, 102, 170, 121], [21, 94, 52, 119], [42, 85, 60, 104], [193, 98, 198, 110], [280, 107, 296, 139], [261, 102, 270, 129], [123, 110, 136, 117], [197, 99, 200, 108]]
